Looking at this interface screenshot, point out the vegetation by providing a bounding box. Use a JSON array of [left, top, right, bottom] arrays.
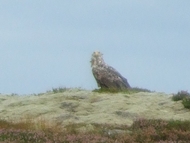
[[51, 87, 84, 93], [172, 90, 190, 101], [1, 118, 190, 142], [182, 97, 190, 109], [172, 90, 190, 109], [52, 87, 69, 93], [1, 88, 190, 142], [93, 87, 151, 94]]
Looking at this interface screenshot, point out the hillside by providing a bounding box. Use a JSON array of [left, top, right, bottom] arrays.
[[0, 89, 189, 126]]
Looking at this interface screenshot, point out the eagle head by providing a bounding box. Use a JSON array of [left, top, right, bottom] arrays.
[[90, 51, 105, 67]]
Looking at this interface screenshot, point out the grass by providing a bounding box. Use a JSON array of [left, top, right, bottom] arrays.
[[51, 87, 84, 94], [1, 117, 190, 142], [93, 87, 151, 94]]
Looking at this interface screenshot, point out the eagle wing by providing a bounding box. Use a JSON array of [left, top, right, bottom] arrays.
[[92, 65, 130, 90]]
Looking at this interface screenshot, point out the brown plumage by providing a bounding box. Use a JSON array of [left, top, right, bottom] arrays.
[[91, 51, 130, 90]]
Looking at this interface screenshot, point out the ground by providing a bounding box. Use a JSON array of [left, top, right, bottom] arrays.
[[0, 89, 189, 127]]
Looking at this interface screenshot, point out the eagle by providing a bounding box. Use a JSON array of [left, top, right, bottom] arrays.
[[91, 51, 130, 91]]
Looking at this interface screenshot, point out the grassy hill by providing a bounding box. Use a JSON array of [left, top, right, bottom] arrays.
[[0, 88, 190, 142], [0, 88, 189, 124]]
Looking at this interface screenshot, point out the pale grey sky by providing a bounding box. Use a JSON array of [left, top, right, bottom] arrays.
[[0, 1, 190, 94]]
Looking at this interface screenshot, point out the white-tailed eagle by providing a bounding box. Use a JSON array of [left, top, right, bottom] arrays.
[[91, 51, 130, 90]]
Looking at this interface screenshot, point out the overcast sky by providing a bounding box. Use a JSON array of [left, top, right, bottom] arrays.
[[0, 1, 190, 94]]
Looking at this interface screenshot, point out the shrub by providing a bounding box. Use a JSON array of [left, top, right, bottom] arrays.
[[52, 87, 69, 93], [182, 97, 190, 109], [0, 129, 47, 143], [130, 118, 190, 142], [166, 120, 190, 131], [131, 118, 168, 131], [172, 90, 190, 109], [52, 87, 84, 93], [172, 90, 190, 101], [1, 117, 190, 142]]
